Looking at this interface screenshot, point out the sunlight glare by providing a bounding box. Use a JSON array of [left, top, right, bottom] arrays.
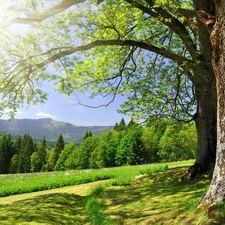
[[0, 7, 6, 24]]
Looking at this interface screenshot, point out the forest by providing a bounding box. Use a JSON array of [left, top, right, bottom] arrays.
[[0, 118, 197, 174]]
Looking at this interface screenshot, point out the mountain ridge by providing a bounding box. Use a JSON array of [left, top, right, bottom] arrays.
[[0, 118, 113, 143]]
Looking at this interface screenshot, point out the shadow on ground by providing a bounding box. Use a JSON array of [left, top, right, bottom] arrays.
[[0, 167, 212, 225], [98, 166, 211, 225], [0, 192, 88, 225]]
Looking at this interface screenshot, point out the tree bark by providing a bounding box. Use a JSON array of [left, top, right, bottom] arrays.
[[182, 0, 217, 180], [199, 0, 225, 206], [182, 70, 217, 180]]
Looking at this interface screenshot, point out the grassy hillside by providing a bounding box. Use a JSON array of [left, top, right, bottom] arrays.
[[0, 118, 113, 143], [0, 160, 223, 224]]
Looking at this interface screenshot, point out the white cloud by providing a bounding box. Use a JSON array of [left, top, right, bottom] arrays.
[[35, 112, 56, 119]]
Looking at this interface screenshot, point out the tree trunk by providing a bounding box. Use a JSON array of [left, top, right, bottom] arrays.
[[199, 0, 225, 206], [182, 0, 217, 180], [182, 71, 217, 180]]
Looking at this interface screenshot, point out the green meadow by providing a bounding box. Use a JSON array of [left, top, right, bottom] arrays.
[[0, 160, 222, 224]]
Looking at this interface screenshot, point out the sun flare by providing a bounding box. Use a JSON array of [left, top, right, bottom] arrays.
[[0, 7, 6, 20], [0, 4, 10, 26]]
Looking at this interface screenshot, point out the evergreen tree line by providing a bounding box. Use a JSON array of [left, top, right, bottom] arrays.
[[0, 134, 64, 174], [0, 119, 197, 174]]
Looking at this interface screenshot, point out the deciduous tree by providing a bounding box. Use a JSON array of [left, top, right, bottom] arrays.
[[9, 154, 19, 174], [77, 135, 100, 169], [199, 0, 225, 207], [45, 148, 57, 171], [0, 0, 216, 179], [97, 130, 119, 167], [142, 126, 161, 163], [64, 146, 79, 170], [30, 151, 42, 172], [158, 122, 196, 162], [116, 125, 145, 165], [54, 142, 76, 171]]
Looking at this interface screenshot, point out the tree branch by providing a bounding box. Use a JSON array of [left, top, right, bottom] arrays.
[[176, 8, 196, 18], [29, 40, 193, 72], [1, 0, 86, 29], [125, 0, 198, 59]]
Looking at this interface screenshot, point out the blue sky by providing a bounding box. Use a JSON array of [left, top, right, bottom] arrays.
[[1, 82, 130, 126], [1, 22, 131, 126]]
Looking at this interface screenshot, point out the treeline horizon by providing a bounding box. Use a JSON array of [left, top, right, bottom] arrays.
[[0, 118, 197, 174]]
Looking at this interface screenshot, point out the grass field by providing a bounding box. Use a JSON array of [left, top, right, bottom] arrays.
[[0, 160, 222, 224], [0, 162, 172, 197]]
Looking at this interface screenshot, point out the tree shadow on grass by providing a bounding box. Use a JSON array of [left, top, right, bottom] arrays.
[[0, 193, 88, 225], [98, 167, 210, 224]]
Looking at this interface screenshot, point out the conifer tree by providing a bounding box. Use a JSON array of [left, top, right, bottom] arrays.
[[14, 135, 22, 155], [114, 118, 127, 131], [127, 118, 136, 128], [119, 118, 126, 131], [83, 131, 93, 140], [0, 135, 14, 174], [54, 134, 65, 165], [17, 134, 35, 173], [23, 135, 35, 173], [38, 137, 47, 171], [113, 122, 119, 131]]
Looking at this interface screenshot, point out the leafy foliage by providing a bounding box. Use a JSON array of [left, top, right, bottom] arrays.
[[77, 135, 100, 169], [96, 130, 119, 168], [115, 126, 145, 166], [0, 0, 198, 124], [54, 142, 76, 171], [158, 122, 196, 162], [0, 118, 197, 174], [30, 152, 42, 172]]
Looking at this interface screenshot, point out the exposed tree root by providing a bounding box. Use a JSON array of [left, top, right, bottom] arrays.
[[181, 162, 208, 180]]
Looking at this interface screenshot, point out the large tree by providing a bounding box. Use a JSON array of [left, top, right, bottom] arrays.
[[0, 1, 217, 177], [199, 0, 225, 206]]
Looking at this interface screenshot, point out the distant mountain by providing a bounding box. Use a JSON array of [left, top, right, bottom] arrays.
[[0, 118, 113, 144]]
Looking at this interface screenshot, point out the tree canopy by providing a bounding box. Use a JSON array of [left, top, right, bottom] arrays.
[[0, 0, 198, 121]]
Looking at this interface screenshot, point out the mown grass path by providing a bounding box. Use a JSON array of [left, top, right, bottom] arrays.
[[0, 180, 107, 205], [0, 180, 109, 225], [0, 161, 217, 224]]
